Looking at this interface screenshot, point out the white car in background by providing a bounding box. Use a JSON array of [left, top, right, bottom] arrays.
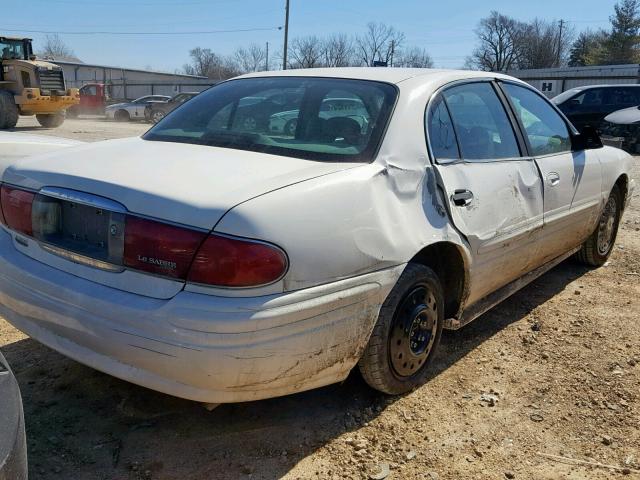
[[105, 95, 171, 122], [0, 68, 633, 404]]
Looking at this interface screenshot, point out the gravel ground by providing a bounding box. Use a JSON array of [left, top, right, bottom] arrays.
[[11, 115, 150, 141], [1, 117, 639, 480]]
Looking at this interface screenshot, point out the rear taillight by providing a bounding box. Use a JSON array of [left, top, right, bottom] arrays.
[[188, 234, 288, 287], [123, 216, 206, 279], [0, 185, 35, 236], [0, 185, 288, 288]]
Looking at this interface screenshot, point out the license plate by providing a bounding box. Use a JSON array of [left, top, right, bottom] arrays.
[[31, 194, 125, 265]]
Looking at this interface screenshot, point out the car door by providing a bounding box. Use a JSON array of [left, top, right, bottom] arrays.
[[427, 81, 545, 304], [500, 82, 603, 263], [566, 88, 605, 130]]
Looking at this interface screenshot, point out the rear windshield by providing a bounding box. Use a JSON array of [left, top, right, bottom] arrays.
[[143, 77, 397, 162]]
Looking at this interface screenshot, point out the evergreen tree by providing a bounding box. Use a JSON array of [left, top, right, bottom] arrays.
[[602, 0, 640, 64]]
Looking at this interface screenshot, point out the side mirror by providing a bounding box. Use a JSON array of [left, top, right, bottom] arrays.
[[572, 125, 603, 151]]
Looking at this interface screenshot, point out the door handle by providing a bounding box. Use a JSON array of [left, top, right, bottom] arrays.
[[451, 189, 474, 207], [547, 172, 560, 186]]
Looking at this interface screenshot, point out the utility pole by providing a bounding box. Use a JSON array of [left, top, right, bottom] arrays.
[[389, 40, 395, 67], [556, 19, 565, 67], [265, 41, 269, 71], [282, 0, 290, 70]]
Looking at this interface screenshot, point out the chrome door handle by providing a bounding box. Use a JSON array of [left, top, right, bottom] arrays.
[[547, 172, 560, 186], [451, 189, 474, 207]]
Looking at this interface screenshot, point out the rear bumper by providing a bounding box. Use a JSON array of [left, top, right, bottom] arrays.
[[16, 88, 79, 115], [0, 229, 402, 403]]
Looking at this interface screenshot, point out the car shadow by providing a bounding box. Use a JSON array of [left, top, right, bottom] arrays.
[[1, 259, 589, 480]]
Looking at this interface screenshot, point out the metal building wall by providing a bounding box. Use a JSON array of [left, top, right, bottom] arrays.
[[56, 61, 214, 100], [505, 64, 640, 97]]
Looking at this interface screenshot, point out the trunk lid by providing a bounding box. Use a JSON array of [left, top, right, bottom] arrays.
[[4, 137, 353, 229], [2, 137, 356, 298]]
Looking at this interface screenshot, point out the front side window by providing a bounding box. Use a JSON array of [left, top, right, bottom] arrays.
[[442, 82, 520, 160], [144, 77, 397, 162], [503, 83, 571, 156], [0, 40, 25, 60], [427, 94, 459, 161]]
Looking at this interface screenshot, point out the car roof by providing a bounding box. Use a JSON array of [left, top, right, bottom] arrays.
[[237, 67, 517, 86], [570, 84, 640, 91]]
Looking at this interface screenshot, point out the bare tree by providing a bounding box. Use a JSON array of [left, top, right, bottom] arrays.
[[356, 22, 405, 66], [467, 11, 525, 71], [517, 19, 574, 69], [233, 44, 268, 73], [288, 36, 324, 68], [395, 47, 434, 68], [322, 34, 354, 67], [183, 47, 239, 79], [40, 34, 79, 61]]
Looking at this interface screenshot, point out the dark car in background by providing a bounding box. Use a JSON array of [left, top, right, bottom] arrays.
[[552, 84, 640, 132], [0, 351, 27, 480], [145, 92, 199, 123]]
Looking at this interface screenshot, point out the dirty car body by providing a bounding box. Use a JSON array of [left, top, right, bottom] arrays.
[[0, 68, 634, 403]]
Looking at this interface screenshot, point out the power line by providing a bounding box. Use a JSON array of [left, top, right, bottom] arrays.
[[1, 26, 282, 36], [1, 9, 282, 29]]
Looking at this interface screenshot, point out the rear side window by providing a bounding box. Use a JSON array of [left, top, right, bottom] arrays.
[[442, 82, 520, 160], [572, 89, 604, 106], [605, 87, 640, 106], [427, 94, 460, 161], [503, 83, 571, 156]]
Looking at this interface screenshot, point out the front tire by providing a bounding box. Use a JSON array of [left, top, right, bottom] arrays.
[[0, 90, 19, 129], [577, 185, 622, 267], [36, 113, 65, 128], [359, 263, 444, 395]]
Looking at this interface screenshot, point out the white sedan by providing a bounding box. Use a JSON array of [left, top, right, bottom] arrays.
[[105, 95, 170, 121], [0, 68, 634, 403]]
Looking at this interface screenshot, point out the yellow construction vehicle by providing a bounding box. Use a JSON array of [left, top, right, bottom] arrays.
[[0, 36, 79, 129]]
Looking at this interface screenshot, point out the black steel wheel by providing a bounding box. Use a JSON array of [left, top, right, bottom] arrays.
[[359, 263, 444, 395]]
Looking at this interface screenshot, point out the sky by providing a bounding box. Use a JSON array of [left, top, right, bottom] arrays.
[[2, 0, 617, 73]]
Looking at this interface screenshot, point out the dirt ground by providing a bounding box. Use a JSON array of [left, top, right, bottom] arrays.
[[1, 116, 639, 480]]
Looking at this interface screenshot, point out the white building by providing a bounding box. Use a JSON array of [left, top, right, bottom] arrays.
[[505, 64, 640, 98]]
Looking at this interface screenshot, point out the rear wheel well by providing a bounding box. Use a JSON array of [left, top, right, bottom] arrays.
[[409, 242, 467, 319], [615, 174, 629, 209]]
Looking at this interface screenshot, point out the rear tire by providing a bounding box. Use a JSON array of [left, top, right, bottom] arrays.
[[0, 90, 19, 129], [359, 263, 444, 395], [114, 110, 130, 122], [151, 110, 165, 124], [36, 113, 65, 128], [576, 185, 622, 267]]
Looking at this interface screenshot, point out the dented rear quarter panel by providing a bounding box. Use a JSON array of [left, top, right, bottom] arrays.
[[215, 73, 474, 298]]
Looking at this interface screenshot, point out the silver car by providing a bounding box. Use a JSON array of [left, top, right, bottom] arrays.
[[105, 95, 170, 122]]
